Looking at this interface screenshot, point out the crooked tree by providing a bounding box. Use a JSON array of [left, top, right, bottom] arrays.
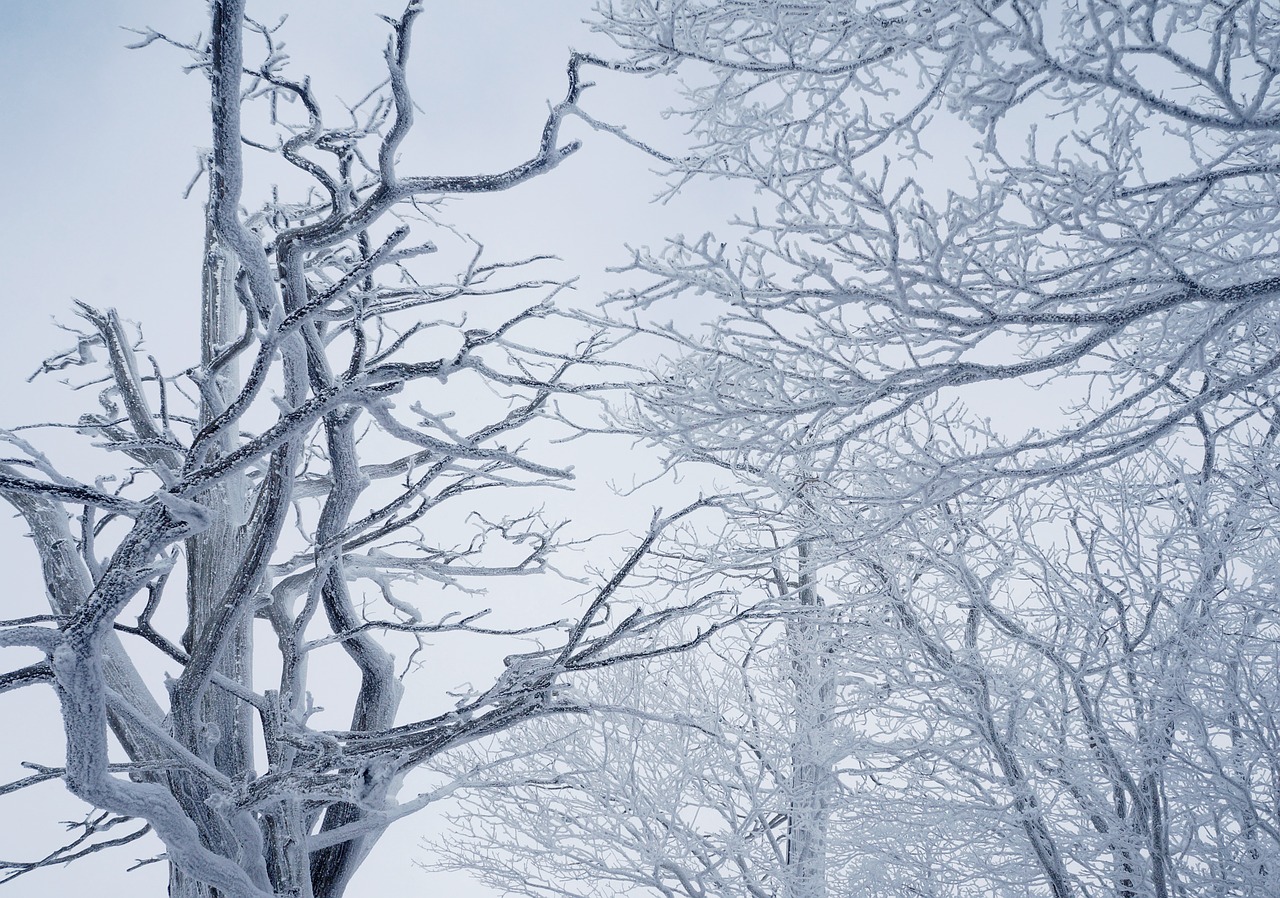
[[0, 3, 721, 896]]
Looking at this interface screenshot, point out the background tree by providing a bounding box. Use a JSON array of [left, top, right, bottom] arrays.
[[431, 544, 854, 898], [593, 0, 1280, 503], [434, 425, 1280, 898], [422, 2, 1280, 897], [0, 3, 725, 896]]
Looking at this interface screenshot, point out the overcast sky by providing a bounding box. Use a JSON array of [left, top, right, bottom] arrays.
[[0, 2, 738, 894]]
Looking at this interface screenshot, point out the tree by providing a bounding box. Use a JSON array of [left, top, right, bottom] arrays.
[[0, 3, 723, 896], [430, 553, 849, 898], [869, 451, 1280, 898], [432, 438, 1280, 898], [420, 2, 1280, 897], [597, 0, 1280, 891], [591, 0, 1280, 507]]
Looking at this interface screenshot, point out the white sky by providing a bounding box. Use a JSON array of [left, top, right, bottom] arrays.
[[0, 2, 738, 894]]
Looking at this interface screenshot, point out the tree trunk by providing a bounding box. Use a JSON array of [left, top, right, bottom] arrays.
[[168, 170, 255, 898], [784, 540, 831, 898]]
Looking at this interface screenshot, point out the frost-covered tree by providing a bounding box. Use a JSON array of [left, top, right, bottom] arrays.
[[423, 3, 1280, 897], [591, 0, 1280, 512], [430, 544, 849, 898], [864, 458, 1280, 898], [0, 3, 724, 896], [434, 447, 1280, 898]]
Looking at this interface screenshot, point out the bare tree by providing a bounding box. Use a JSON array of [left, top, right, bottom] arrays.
[[592, 8, 1280, 892], [0, 3, 726, 896], [430, 551, 850, 898], [587, 0, 1280, 513], [418, 3, 1280, 896], [430, 439, 1280, 898], [869, 446, 1280, 898]]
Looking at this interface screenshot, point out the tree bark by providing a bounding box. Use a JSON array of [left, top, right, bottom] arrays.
[[784, 540, 831, 898]]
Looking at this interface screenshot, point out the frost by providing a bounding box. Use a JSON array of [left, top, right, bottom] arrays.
[[153, 490, 213, 534]]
